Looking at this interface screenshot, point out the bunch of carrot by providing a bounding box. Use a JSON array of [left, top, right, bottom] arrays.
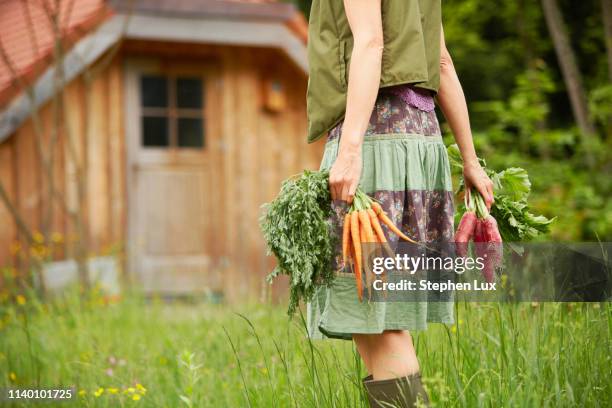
[[341, 189, 417, 301], [454, 189, 503, 283]]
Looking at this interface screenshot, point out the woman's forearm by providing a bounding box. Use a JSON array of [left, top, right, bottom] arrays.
[[328, 0, 383, 202], [339, 41, 383, 153], [437, 33, 479, 166], [437, 25, 494, 206], [338, 0, 383, 155]]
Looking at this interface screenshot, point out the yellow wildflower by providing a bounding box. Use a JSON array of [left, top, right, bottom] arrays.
[[107, 387, 119, 394], [51, 232, 64, 244], [78, 390, 87, 396], [135, 383, 146, 394], [16, 295, 26, 305], [33, 231, 44, 243], [94, 388, 104, 397], [132, 394, 141, 401], [126, 387, 135, 394], [451, 325, 457, 334], [9, 372, 16, 382], [30, 245, 49, 259]]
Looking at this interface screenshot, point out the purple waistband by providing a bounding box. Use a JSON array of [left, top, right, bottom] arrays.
[[387, 85, 435, 112]]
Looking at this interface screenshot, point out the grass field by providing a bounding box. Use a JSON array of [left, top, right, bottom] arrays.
[[0, 286, 610, 407]]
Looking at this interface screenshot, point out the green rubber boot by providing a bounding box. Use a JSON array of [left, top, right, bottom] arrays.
[[363, 373, 430, 408]]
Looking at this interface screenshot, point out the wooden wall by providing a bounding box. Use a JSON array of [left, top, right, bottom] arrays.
[[0, 42, 325, 303], [0, 56, 126, 276], [216, 47, 324, 303]]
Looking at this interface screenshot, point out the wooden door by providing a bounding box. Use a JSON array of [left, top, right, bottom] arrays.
[[125, 59, 221, 294]]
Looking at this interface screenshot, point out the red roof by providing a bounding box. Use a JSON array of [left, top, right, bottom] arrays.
[[0, 0, 307, 109], [0, 0, 109, 106]]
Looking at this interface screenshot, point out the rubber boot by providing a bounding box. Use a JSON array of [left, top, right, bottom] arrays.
[[363, 373, 430, 408]]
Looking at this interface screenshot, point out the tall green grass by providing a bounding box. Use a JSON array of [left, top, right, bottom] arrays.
[[0, 286, 610, 407]]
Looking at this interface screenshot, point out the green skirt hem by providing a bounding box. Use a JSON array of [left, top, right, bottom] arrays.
[[307, 275, 455, 341]]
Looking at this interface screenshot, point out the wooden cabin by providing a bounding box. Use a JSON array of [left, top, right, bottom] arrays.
[[0, 0, 324, 302]]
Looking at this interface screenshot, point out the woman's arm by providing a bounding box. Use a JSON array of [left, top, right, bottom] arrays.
[[437, 24, 494, 208], [329, 0, 383, 203]]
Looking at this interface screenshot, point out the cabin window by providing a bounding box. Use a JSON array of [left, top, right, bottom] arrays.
[[140, 75, 205, 148]]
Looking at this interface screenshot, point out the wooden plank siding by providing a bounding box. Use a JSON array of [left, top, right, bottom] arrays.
[[108, 60, 126, 247], [0, 140, 17, 269], [0, 55, 126, 278], [0, 43, 325, 303], [215, 46, 326, 303]]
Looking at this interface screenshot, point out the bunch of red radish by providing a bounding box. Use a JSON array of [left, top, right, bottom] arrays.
[[454, 189, 503, 283]]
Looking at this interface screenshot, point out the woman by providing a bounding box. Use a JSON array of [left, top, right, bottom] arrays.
[[305, 0, 494, 407]]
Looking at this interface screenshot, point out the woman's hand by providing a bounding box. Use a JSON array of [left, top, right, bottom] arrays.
[[329, 146, 362, 203], [463, 160, 494, 209]]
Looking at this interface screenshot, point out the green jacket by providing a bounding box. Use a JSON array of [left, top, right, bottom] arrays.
[[306, 0, 442, 143]]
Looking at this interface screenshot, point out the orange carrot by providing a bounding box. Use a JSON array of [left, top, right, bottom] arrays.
[[360, 221, 367, 242], [358, 210, 376, 243], [366, 209, 390, 297], [368, 209, 395, 258], [371, 202, 418, 243], [350, 211, 363, 301], [359, 220, 373, 299], [346, 233, 354, 270], [368, 209, 387, 243], [348, 236, 355, 269], [359, 210, 376, 299], [371, 201, 384, 216], [342, 213, 351, 267]]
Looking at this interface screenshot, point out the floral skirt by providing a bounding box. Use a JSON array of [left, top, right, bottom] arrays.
[[307, 85, 455, 340]]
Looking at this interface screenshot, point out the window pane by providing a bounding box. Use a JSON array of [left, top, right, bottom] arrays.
[[141, 76, 168, 107], [142, 116, 169, 147], [178, 118, 204, 148], [176, 78, 203, 108]]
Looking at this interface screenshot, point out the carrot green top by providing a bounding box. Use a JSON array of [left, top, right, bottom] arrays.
[[306, 0, 442, 144]]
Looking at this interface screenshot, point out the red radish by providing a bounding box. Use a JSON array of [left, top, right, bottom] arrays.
[[482, 214, 503, 275], [470, 189, 503, 283], [455, 189, 477, 258], [473, 217, 486, 242], [454, 211, 477, 257], [473, 218, 494, 283], [482, 215, 502, 242], [454, 186, 506, 283]]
